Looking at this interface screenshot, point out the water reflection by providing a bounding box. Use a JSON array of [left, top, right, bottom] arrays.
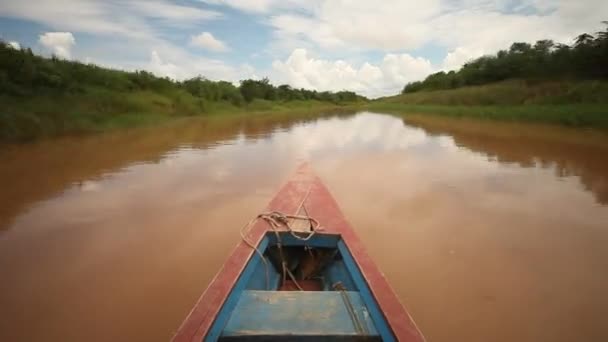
[[0, 112, 335, 230], [401, 114, 608, 205], [1, 112, 607, 342]]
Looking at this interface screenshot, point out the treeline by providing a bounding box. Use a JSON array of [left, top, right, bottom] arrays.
[[403, 22, 608, 93], [182, 77, 365, 105], [0, 41, 365, 105]]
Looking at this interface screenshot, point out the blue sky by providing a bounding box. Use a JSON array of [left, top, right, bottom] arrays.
[[0, 0, 605, 97]]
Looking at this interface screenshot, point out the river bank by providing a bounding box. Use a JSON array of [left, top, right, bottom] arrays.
[[4, 78, 608, 142], [0, 41, 365, 142], [0, 94, 361, 142], [372, 80, 608, 128]]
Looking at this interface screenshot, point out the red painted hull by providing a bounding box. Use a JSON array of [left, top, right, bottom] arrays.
[[172, 164, 425, 341]]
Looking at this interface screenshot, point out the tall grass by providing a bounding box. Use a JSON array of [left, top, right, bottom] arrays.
[[371, 80, 608, 128], [383, 80, 608, 106], [0, 87, 360, 142], [368, 102, 608, 128]]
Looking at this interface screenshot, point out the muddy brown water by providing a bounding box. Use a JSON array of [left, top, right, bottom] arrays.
[[1, 111, 607, 342]]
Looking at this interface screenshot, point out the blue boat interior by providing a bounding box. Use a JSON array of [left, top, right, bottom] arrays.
[[207, 232, 395, 341]]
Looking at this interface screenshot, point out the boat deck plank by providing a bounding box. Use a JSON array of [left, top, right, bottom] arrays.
[[221, 290, 379, 337]]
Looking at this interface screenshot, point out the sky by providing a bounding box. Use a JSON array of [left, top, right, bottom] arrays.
[[0, 0, 606, 98]]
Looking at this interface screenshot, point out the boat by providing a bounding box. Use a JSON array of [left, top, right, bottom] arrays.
[[172, 164, 425, 341]]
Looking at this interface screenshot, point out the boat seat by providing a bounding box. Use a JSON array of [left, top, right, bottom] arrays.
[[220, 290, 380, 341]]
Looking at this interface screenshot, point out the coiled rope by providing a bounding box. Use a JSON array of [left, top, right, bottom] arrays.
[[239, 211, 321, 290], [239, 186, 321, 290]]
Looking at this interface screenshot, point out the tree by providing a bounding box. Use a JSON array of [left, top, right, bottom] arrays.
[[534, 40, 554, 53], [398, 22, 608, 93], [596, 21, 608, 40], [509, 42, 532, 54], [238, 78, 278, 102], [574, 33, 594, 47]]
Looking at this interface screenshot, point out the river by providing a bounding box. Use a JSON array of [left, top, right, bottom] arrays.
[[1, 111, 607, 341]]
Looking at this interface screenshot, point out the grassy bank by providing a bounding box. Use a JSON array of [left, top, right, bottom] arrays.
[[382, 23, 608, 128], [369, 103, 608, 128], [0, 89, 359, 142], [0, 41, 366, 142], [372, 80, 608, 128], [383, 80, 608, 105]]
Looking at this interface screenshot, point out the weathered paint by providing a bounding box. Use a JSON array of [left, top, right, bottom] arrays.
[[172, 163, 426, 342], [221, 291, 379, 337], [337, 240, 394, 341], [205, 237, 271, 341], [213, 232, 389, 339]]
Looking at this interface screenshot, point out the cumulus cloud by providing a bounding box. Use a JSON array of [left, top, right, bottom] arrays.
[[149, 50, 180, 79], [146, 48, 256, 82], [8, 41, 21, 50], [263, 0, 608, 93], [270, 0, 439, 51], [441, 46, 486, 72], [267, 0, 608, 54], [190, 32, 229, 52], [271, 49, 434, 98], [39, 32, 75, 59]]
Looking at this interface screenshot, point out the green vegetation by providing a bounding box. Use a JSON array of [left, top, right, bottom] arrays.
[[375, 80, 608, 127], [401, 22, 608, 93], [389, 80, 608, 106], [369, 102, 608, 128], [0, 42, 365, 142], [375, 22, 608, 128]]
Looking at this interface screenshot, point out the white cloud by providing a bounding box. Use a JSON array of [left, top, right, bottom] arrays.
[[199, 0, 315, 13], [0, 0, 241, 82], [267, 0, 439, 51], [8, 41, 21, 50], [39, 32, 75, 59], [271, 48, 434, 98], [149, 50, 180, 79], [128, 1, 220, 22], [190, 32, 229, 52], [200, 0, 275, 12], [267, 0, 608, 54], [270, 15, 344, 49], [146, 48, 255, 82], [263, 0, 608, 95], [0, 0, 221, 39], [441, 46, 486, 72]]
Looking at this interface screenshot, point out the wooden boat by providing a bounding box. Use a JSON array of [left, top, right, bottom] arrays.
[[173, 164, 425, 341]]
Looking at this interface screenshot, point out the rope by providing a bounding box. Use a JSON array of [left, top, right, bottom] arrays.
[[239, 193, 321, 291], [261, 211, 321, 241], [239, 216, 271, 290]]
